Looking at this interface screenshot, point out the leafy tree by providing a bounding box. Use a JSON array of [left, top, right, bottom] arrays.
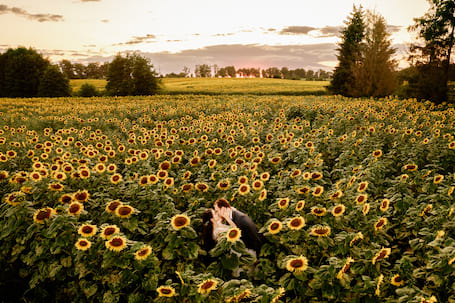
[[225, 66, 236, 77], [329, 5, 365, 96], [37, 65, 71, 97], [0, 47, 50, 98], [73, 63, 87, 79], [194, 64, 212, 77], [349, 11, 397, 97], [59, 60, 75, 79], [408, 0, 455, 103], [106, 53, 160, 96]]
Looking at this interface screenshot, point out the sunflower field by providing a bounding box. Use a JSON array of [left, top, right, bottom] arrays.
[[1, 95, 455, 303]]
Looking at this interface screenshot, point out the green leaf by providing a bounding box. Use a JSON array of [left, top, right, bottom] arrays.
[[221, 254, 240, 270]]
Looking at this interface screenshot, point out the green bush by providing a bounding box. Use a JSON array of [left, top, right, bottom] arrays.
[[78, 83, 99, 97]]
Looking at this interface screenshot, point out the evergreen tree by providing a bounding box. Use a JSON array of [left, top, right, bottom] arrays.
[[349, 11, 397, 97], [37, 65, 71, 97], [329, 5, 365, 96]]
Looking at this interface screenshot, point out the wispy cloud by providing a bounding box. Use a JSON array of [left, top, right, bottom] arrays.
[[0, 4, 63, 22], [118, 34, 157, 45], [280, 26, 316, 35], [101, 19, 110, 23]]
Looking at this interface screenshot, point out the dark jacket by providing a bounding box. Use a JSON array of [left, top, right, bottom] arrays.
[[232, 208, 263, 256]]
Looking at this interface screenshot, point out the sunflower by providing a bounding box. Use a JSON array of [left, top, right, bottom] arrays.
[[73, 190, 90, 203], [208, 159, 217, 169], [336, 257, 354, 280], [79, 168, 90, 179], [379, 199, 390, 212], [238, 175, 248, 184], [105, 200, 122, 213], [329, 190, 343, 200], [115, 205, 135, 218], [357, 181, 368, 192], [164, 177, 174, 187], [29, 171, 42, 182], [312, 186, 324, 197], [105, 235, 128, 252], [374, 217, 388, 231], [268, 220, 283, 234], [252, 180, 263, 191], [226, 227, 242, 242], [372, 247, 391, 264], [238, 184, 250, 195], [391, 274, 404, 286], [404, 164, 418, 171], [156, 285, 176, 298], [68, 202, 83, 216], [258, 189, 267, 201], [94, 163, 106, 173], [134, 245, 152, 261], [270, 156, 281, 165], [100, 225, 120, 240], [107, 164, 117, 173], [4, 191, 25, 206], [148, 174, 159, 184], [159, 161, 171, 171], [287, 216, 305, 230], [138, 175, 149, 186], [362, 203, 370, 215], [48, 182, 64, 191], [110, 173, 123, 184], [260, 172, 270, 181], [181, 183, 194, 193], [372, 150, 383, 157], [449, 141, 455, 149], [311, 207, 327, 216], [278, 198, 290, 209], [296, 200, 305, 211], [434, 174, 444, 184], [197, 279, 218, 295], [375, 274, 384, 296], [171, 214, 191, 230], [33, 207, 55, 224], [0, 170, 9, 181], [350, 232, 364, 246], [311, 172, 323, 180], [285, 256, 308, 273], [419, 204, 433, 216], [310, 225, 331, 237], [291, 169, 302, 178], [78, 224, 98, 237], [331, 204, 346, 217], [75, 238, 92, 251], [356, 194, 368, 204], [195, 182, 209, 192], [157, 170, 168, 180]]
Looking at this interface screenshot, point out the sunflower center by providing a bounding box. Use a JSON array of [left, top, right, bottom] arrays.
[[82, 226, 93, 234], [228, 230, 238, 238], [138, 248, 149, 256], [118, 207, 132, 216], [334, 207, 343, 214], [104, 227, 116, 236], [376, 220, 385, 228], [315, 228, 328, 235], [79, 240, 88, 247], [290, 259, 303, 268], [36, 209, 51, 220], [201, 281, 214, 290], [108, 202, 120, 211], [111, 238, 124, 247], [161, 289, 171, 295], [174, 217, 188, 227], [290, 219, 302, 227], [69, 204, 80, 213]]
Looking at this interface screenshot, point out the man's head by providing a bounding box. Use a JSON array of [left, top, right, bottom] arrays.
[[214, 198, 231, 216]]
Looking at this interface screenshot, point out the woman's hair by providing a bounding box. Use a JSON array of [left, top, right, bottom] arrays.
[[202, 209, 216, 253], [214, 198, 230, 208]]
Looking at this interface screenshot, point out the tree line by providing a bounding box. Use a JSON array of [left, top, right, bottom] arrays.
[[59, 60, 109, 79], [166, 64, 332, 80], [330, 1, 455, 103]]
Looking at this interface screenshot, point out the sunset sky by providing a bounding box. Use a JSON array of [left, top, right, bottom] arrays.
[[0, 0, 430, 74]]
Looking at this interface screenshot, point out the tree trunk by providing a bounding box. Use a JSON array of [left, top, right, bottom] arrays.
[[444, 23, 455, 102]]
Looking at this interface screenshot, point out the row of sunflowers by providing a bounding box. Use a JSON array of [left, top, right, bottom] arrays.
[[0, 95, 454, 302]]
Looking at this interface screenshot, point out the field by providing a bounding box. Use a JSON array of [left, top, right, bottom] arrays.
[[1, 95, 455, 302], [70, 78, 329, 95]]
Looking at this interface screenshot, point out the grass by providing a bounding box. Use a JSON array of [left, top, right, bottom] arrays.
[[70, 78, 329, 95]]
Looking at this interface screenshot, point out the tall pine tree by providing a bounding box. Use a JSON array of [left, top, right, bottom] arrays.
[[329, 5, 365, 96]]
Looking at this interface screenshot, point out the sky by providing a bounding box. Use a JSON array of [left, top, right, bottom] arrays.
[[0, 0, 430, 75]]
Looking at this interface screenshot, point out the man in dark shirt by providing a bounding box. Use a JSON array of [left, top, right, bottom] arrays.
[[213, 198, 263, 256]]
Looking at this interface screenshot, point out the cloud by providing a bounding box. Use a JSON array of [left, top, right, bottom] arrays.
[[101, 19, 110, 23], [123, 34, 157, 45], [0, 4, 63, 22], [80, 0, 101, 2], [387, 25, 402, 33], [119, 43, 338, 74], [280, 26, 316, 35]]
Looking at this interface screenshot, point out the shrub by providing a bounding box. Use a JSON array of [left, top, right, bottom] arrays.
[[78, 83, 99, 97]]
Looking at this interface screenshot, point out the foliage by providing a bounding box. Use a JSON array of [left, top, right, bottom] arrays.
[[1, 95, 455, 302], [194, 64, 212, 78], [106, 53, 160, 96], [329, 5, 365, 96], [349, 11, 397, 97], [408, 0, 455, 103], [78, 83, 100, 97], [0, 47, 50, 98], [37, 65, 71, 97]]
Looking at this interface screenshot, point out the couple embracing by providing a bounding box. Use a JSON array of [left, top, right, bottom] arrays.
[[202, 198, 263, 259]]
